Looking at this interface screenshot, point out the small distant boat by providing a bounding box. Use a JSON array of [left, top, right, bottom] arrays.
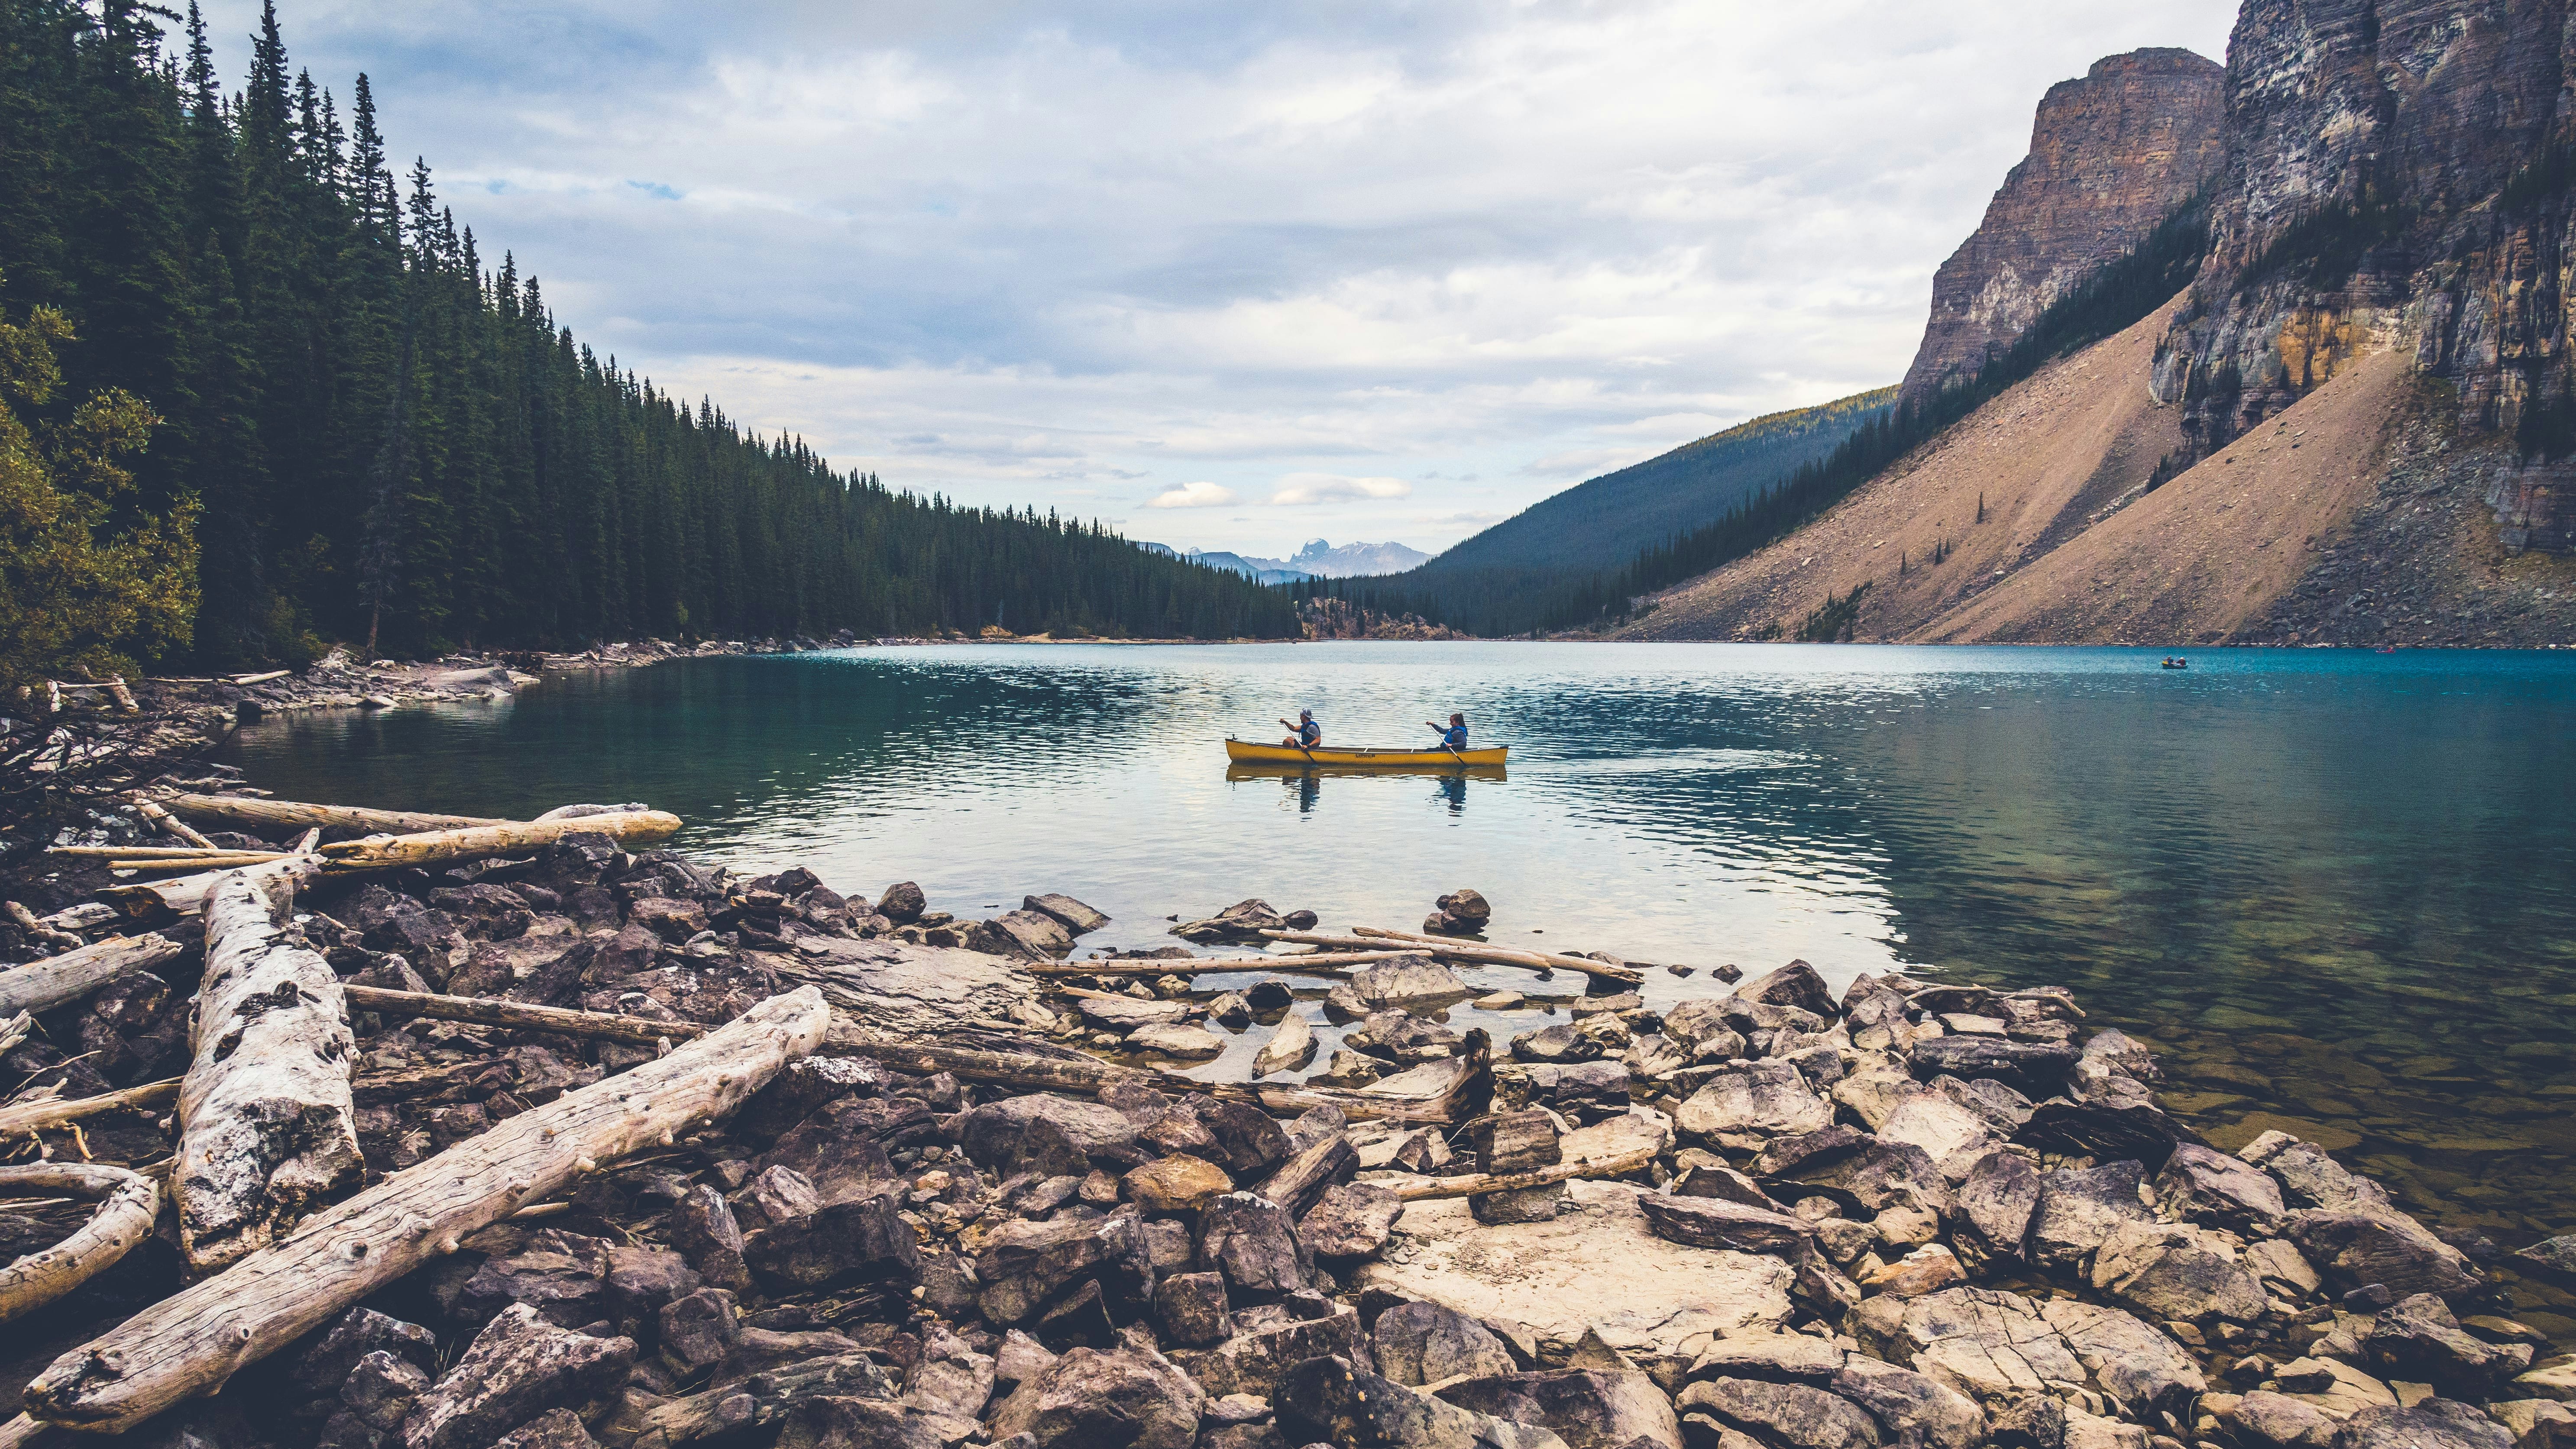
[[1224, 738, 1509, 768], [2160, 657, 2189, 670]]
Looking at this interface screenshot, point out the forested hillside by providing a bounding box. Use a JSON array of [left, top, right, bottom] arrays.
[[0, 0, 1292, 677]]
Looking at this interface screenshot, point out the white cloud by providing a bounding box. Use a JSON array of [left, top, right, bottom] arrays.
[[1268, 473, 1412, 506], [197, 0, 2241, 555], [1143, 481, 1240, 509]]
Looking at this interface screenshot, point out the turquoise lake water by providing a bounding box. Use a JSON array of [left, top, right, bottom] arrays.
[[221, 642, 2576, 1258]]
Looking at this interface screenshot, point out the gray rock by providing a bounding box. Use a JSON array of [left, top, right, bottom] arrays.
[[1023, 893, 1109, 935], [1734, 961, 1836, 1019], [2076, 1029, 2159, 1082], [984, 1346, 1206, 1449], [988, 909, 1076, 960], [2287, 1209, 2482, 1297], [1352, 1011, 1464, 1063], [2222, 1390, 2337, 1449], [2089, 1220, 2268, 1323], [1342, 957, 1473, 1007], [957, 1093, 1139, 1175], [342, 1350, 431, 1432], [665, 1184, 752, 1294], [974, 1211, 1157, 1326], [1199, 1193, 1307, 1296], [491, 1408, 598, 1449], [2155, 1142, 2286, 1232], [1906, 1037, 2079, 1094], [1436, 1368, 1683, 1449], [1829, 1357, 1987, 1449], [1129, 1022, 1229, 1060], [401, 1303, 635, 1449], [2012, 1098, 2187, 1168], [2512, 1235, 2576, 1283], [2365, 1293, 2526, 1397], [2029, 1162, 2153, 1271], [1875, 1093, 2004, 1180], [741, 1191, 919, 1293], [1936, 1076, 2036, 1135], [1769, 1138, 1955, 1223], [1638, 1195, 1812, 1255], [2239, 1132, 2392, 1213], [1894, 1288, 2085, 1407], [1679, 1376, 1881, 1449], [1493, 1061, 1632, 1122], [1955, 1150, 2042, 1265], [1174, 1298, 1369, 1400], [1511, 1023, 1602, 1064], [1686, 1332, 1843, 1384], [1303, 1182, 1405, 1259], [2334, 1403, 2515, 1449], [658, 1288, 741, 1375], [1676, 1061, 1834, 1150], [1661, 1000, 1749, 1061], [1196, 1099, 1296, 1179], [994, 1329, 1057, 1390], [1670, 1163, 1788, 1213], [292, 1307, 440, 1396], [1153, 1271, 1231, 1348], [877, 881, 926, 924], [1374, 1301, 1517, 1387], [1276, 1355, 1570, 1448], [2036, 1299, 2204, 1417]]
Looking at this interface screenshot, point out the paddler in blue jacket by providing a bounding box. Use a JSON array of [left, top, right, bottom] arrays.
[[1424, 712, 1468, 750], [1279, 709, 1322, 750]]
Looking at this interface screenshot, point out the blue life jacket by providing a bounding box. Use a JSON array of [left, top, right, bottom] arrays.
[[1441, 724, 1468, 748], [1297, 719, 1321, 746]]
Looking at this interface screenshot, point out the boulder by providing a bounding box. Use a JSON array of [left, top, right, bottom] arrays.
[[2155, 1142, 2285, 1232], [1735, 961, 1836, 1019], [1023, 893, 1109, 935], [987, 909, 1076, 960], [1351, 1183, 1795, 1363], [658, 1287, 741, 1375], [291, 1307, 440, 1397], [1128, 1022, 1228, 1060], [743, 1192, 920, 1293], [1339, 957, 1473, 1008], [2366, 1293, 2525, 1397], [1861, 1245, 1968, 1299], [1437, 1368, 1683, 1449], [2287, 1209, 2481, 1297], [876, 882, 927, 924], [2028, 1162, 2153, 1271], [1679, 1376, 1881, 1449], [1275, 1356, 1570, 1449], [342, 1350, 431, 1432], [984, 1346, 1206, 1449], [758, 1099, 911, 1205], [1937, 1076, 2036, 1136], [1687, 1332, 1843, 1384], [1375, 1300, 1518, 1387], [1303, 1182, 1405, 1259], [2334, 1404, 2515, 1449], [1125, 1155, 1234, 1213], [1955, 1150, 2042, 1266], [2012, 1098, 2187, 1168], [1437, 889, 1493, 927], [1151, 1271, 1232, 1348], [1906, 1037, 2078, 1094], [1894, 1288, 2085, 1408], [1876, 1094, 2003, 1180], [1638, 1195, 1812, 1255], [1175, 1297, 1369, 1400], [2274, 1356, 2400, 1416], [974, 1212, 1157, 1326], [2036, 1299, 2204, 1417], [1512, 1023, 1601, 1064], [2222, 1390, 2338, 1449], [401, 1304, 636, 1449], [2513, 1236, 2576, 1284], [491, 1408, 598, 1449], [1197, 1193, 1307, 1296], [1252, 1012, 1317, 1076], [1766, 1138, 1954, 1222], [1662, 1000, 1749, 1062], [1493, 1061, 1632, 1122], [1195, 1099, 1295, 1178], [958, 1093, 1139, 1176], [1676, 1061, 1834, 1151], [2239, 1132, 2392, 1213], [1830, 1357, 1987, 1449], [2089, 1220, 2267, 1323]]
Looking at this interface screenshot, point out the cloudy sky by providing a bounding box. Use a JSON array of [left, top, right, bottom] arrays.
[[199, 0, 2236, 559]]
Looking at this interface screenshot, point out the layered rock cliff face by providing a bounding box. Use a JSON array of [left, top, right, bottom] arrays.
[[2153, 0, 2576, 551], [1898, 50, 2227, 407]]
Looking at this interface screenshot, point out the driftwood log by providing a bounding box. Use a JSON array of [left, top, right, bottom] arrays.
[[0, 1079, 179, 1139], [0, 1164, 159, 1324], [316, 809, 681, 870], [19, 986, 831, 1435], [99, 856, 320, 922], [133, 799, 215, 849], [1262, 926, 1644, 985], [111, 853, 287, 873], [176, 870, 362, 1272], [342, 984, 705, 1048], [2, 902, 80, 954], [0, 934, 182, 1016], [1020, 951, 1408, 980], [159, 793, 511, 836], [1389, 1144, 1660, 1200]]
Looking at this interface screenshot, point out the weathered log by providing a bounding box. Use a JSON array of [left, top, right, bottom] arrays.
[[1255, 1029, 1492, 1126], [0, 934, 183, 1016], [21, 986, 832, 1435], [47, 846, 256, 859], [341, 984, 702, 1048], [0, 1164, 158, 1324], [176, 869, 362, 1272], [1390, 1145, 1659, 1201], [159, 793, 512, 835], [1263, 926, 1644, 985], [111, 853, 286, 873], [228, 670, 291, 686], [823, 1026, 1158, 1093], [98, 856, 321, 922], [134, 799, 214, 850], [0, 1079, 179, 1139], [315, 809, 680, 870], [3, 902, 82, 954], [1254, 1129, 1356, 1217], [1020, 951, 1406, 979]]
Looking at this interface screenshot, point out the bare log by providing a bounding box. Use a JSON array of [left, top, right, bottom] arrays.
[[3, 902, 81, 954], [1263, 927, 1643, 985], [98, 856, 321, 922], [340, 985, 703, 1048], [228, 670, 291, 686], [0, 1164, 158, 1324], [47, 846, 256, 859], [1389, 1145, 1659, 1201], [315, 809, 680, 870], [159, 793, 512, 836], [21, 986, 831, 1435], [0, 1080, 179, 1138], [134, 799, 214, 849], [176, 869, 362, 1272], [824, 1026, 1159, 1094], [111, 853, 286, 873], [0, 934, 183, 1016]]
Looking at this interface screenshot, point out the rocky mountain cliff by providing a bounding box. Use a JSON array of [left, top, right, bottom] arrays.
[[1900, 50, 2227, 406]]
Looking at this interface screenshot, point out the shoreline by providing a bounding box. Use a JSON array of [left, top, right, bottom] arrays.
[[0, 778, 2569, 1447]]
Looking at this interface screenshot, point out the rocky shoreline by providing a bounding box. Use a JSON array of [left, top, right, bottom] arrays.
[[0, 784, 2571, 1449]]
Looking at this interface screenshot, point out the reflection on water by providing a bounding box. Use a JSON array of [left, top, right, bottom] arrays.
[[223, 642, 2576, 1247]]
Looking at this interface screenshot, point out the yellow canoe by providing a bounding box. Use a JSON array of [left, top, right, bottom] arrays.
[[1224, 738, 1508, 768]]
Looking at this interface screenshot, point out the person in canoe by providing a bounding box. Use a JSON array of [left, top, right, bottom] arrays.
[[1279, 709, 1323, 751], [1424, 711, 1469, 752]]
